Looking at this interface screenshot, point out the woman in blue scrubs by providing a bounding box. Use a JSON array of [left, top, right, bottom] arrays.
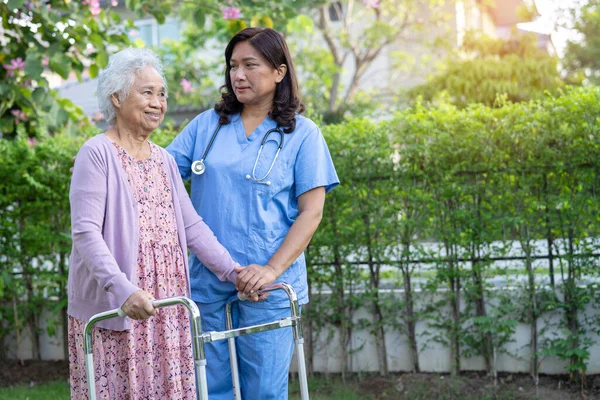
[[167, 28, 339, 399]]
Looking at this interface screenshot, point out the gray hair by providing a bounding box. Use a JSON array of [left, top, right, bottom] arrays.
[[97, 47, 167, 125]]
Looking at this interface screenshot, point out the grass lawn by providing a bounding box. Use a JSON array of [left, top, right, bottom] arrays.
[[289, 376, 377, 400], [0, 377, 376, 400], [0, 381, 70, 400], [0, 373, 584, 400]]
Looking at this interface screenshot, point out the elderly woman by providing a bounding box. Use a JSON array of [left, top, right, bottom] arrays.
[[67, 48, 241, 399]]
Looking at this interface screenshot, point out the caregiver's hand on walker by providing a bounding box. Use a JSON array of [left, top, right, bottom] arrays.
[[121, 290, 157, 320], [235, 264, 278, 297]]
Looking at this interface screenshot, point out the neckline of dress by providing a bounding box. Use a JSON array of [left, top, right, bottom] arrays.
[[107, 136, 155, 161]]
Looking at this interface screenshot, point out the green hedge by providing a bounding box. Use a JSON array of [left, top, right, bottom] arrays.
[[1, 87, 599, 381], [310, 87, 600, 378]]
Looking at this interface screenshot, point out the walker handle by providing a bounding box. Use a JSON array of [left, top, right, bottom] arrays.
[[117, 300, 160, 318]]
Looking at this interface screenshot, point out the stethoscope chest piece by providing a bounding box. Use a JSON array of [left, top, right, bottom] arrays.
[[191, 160, 206, 175]]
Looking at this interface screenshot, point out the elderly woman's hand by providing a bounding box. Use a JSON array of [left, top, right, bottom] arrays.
[[121, 290, 157, 320], [234, 264, 277, 298]]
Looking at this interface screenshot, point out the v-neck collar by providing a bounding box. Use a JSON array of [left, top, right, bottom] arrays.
[[232, 113, 275, 147]]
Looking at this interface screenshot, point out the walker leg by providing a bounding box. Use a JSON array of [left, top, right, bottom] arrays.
[[227, 302, 242, 400], [196, 361, 209, 400], [191, 304, 209, 400], [295, 339, 310, 400], [85, 353, 97, 400]]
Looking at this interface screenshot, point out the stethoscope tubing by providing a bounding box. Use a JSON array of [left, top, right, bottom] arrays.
[[201, 123, 222, 162], [191, 123, 284, 186]]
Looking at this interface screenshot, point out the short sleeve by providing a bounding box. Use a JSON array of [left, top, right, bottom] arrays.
[[294, 126, 339, 197]]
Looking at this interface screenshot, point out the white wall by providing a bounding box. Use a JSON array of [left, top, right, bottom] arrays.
[[297, 288, 600, 374], [9, 287, 600, 376]]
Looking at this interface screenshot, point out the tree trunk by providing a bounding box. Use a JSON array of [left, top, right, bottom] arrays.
[[12, 295, 24, 366], [371, 285, 388, 376], [543, 176, 555, 287], [367, 256, 388, 376], [334, 254, 349, 382], [18, 211, 40, 361], [448, 252, 461, 377], [363, 209, 388, 377], [565, 229, 584, 384], [402, 266, 420, 372], [522, 234, 539, 382], [472, 257, 492, 374], [24, 275, 40, 360]]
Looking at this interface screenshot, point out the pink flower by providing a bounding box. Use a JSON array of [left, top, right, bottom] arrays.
[[129, 29, 139, 37], [222, 6, 241, 20], [4, 57, 26, 71], [363, 0, 379, 9], [89, 0, 101, 15], [11, 109, 27, 124], [111, 0, 118, 6], [27, 138, 37, 147], [180, 78, 193, 93], [42, 57, 49, 66]]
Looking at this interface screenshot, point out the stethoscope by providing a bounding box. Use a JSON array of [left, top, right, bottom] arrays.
[[191, 124, 285, 186]]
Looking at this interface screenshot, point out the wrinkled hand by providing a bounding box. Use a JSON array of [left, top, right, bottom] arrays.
[[121, 290, 156, 320], [234, 264, 277, 300]]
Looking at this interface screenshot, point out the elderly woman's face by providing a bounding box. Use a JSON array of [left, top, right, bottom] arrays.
[[115, 66, 167, 133]]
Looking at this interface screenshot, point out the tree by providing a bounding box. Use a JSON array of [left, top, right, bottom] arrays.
[[0, 0, 135, 138], [285, 0, 452, 122], [564, 0, 600, 84], [407, 30, 568, 107]]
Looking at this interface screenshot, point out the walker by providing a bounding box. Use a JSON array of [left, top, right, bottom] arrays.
[[84, 283, 310, 400]]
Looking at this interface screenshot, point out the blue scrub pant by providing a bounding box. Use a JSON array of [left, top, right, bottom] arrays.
[[198, 297, 296, 400]]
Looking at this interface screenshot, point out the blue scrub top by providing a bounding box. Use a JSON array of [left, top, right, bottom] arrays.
[[167, 110, 339, 308]]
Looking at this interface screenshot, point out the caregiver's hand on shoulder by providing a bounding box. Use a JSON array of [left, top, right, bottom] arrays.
[[121, 290, 156, 320], [234, 265, 276, 300]]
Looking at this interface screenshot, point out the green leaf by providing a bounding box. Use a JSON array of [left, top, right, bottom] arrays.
[[110, 11, 122, 24], [193, 9, 206, 29], [32, 88, 52, 108], [49, 53, 71, 79], [90, 33, 105, 48], [89, 64, 99, 79], [7, 0, 26, 9], [0, 117, 15, 134], [286, 14, 314, 34], [96, 51, 109, 69], [24, 52, 43, 81]]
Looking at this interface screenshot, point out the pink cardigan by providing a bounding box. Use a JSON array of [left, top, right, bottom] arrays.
[[68, 134, 238, 330]]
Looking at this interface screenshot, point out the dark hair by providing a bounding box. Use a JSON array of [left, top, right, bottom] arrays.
[[214, 27, 305, 133]]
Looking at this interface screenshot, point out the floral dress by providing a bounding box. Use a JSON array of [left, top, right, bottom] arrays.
[[68, 141, 196, 400]]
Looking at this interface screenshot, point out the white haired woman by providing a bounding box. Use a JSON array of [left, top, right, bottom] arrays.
[[67, 48, 242, 399]]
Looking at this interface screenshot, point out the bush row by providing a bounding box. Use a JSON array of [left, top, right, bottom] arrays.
[[1, 87, 599, 382]]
